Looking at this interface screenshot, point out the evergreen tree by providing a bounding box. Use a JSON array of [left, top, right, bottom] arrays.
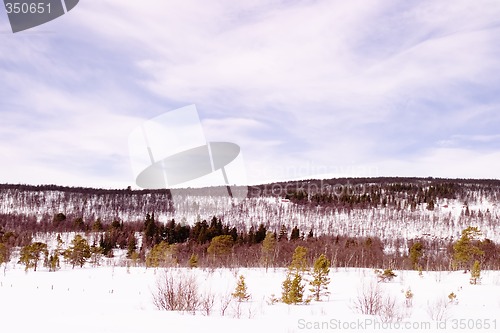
[[111, 220, 122, 230], [409, 242, 423, 270], [282, 245, 308, 304], [144, 213, 159, 247], [90, 244, 104, 267], [255, 224, 267, 243], [426, 199, 435, 211], [376, 268, 397, 282], [92, 218, 104, 232], [232, 275, 250, 302], [281, 274, 293, 303], [277, 225, 288, 242], [309, 254, 331, 301], [261, 232, 276, 272], [207, 235, 233, 258], [146, 241, 177, 267], [281, 273, 304, 304], [55, 234, 64, 255], [188, 253, 198, 268], [289, 246, 308, 274], [19, 242, 48, 272], [453, 227, 484, 272], [73, 217, 85, 231], [64, 235, 91, 269], [126, 234, 137, 258], [470, 260, 481, 285], [307, 229, 314, 240], [46, 251, 60, 272], [0, 242, 9, 265], [290, 226, 300, 241], [53, 213, 66, 228]]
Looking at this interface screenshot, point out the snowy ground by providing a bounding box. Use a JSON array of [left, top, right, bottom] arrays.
[[0, 264, 499, 333]]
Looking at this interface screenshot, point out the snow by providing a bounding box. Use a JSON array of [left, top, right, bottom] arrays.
[[2, 185, 500, 247], [0, 264, 498, 333]]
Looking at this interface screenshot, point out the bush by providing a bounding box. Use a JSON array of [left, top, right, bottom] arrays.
[[375, 269, 397, 282], [352, 281, 382, 315], [426, 297, 452, 321], [353, 281, 408, 321], [404, 288, 413, 307], [152, 269, 200, 313], [448, 292, 458, 304]]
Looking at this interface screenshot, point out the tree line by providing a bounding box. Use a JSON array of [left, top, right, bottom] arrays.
[[2, 211, 499, 272]]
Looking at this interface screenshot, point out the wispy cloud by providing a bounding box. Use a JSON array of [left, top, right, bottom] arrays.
[[1, 0, 500, 187]]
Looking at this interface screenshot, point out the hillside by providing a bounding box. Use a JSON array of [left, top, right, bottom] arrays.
[[1, 178, 499, 244]]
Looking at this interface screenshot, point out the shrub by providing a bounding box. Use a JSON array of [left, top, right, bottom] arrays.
[[352, 281, 382, 315], [404, 288, 413, 307], [427, 297, 451, 321], [232, 275, 250, 302], [376, 269, 397, 282], [152, 269, 200, 313]]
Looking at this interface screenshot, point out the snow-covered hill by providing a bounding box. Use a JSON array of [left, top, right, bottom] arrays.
[[1, 178, 499, 244]]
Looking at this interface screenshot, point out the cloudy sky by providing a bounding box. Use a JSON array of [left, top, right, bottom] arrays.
[[1, 0, 500, 189]]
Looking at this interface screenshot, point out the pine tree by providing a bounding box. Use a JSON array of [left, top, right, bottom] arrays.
[[376, 268, 397, 282], [19, 242, 48, 272], [64, 235, 91, 269], [146, 241, 177, 267], [92, 218, 103, 232], [281, 273, 304, 304], [144, 213, 159, 247], [46, 251, 60, 272], [282, 245, 308, 304], [409, 242, 423, 270], [453, 227, 484, 272], [188, 253, 198, 268], [290, 226, 300, 241], [309, 254, 331, 301], [232, 275, 250, 302], [207, 235, 233, 266], [289, 246, 308, 274], [55, 234, 64, 255], [307, 229, 314, 239], [90, 244, 104, 267], [126, 234, 137, 259], [277, 225, 288, 242], [470, 260, 481, 285], [255, 224, 267, 243], [281, 274, 293, 304], [261, 232, 276, 272], [0, 242, 9, 265]]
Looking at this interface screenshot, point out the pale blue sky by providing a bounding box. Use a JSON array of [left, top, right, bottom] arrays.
[[1, 0, 500, 188]]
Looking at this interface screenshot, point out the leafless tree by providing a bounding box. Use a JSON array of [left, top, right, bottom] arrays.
[[219, 293, 232, 316], [200, 292, 216, 316]]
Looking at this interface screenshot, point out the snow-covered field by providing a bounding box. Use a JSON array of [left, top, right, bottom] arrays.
[[1, 265, 499, 332]]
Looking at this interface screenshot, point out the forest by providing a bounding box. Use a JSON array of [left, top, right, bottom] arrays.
[[1, 177, 499, 271]]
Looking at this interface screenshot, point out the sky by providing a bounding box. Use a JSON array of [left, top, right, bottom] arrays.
[[1, 0, 500, 189]]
